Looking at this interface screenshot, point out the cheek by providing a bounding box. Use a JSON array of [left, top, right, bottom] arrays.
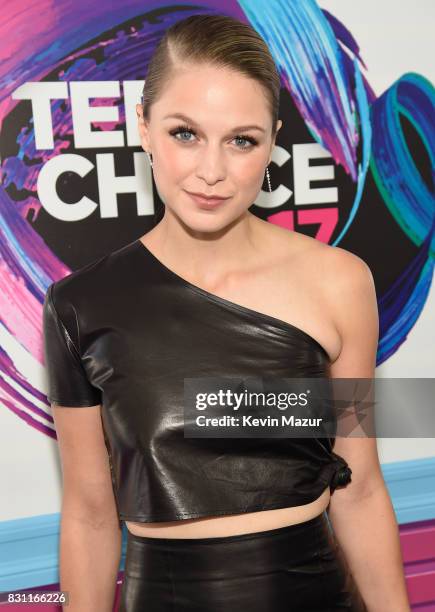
[[159, 140, 184, 168], [234, 157, 266, 192], [154, 144, 190, 189]]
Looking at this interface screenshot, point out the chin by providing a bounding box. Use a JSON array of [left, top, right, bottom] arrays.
[[177, 210, 232, 233]]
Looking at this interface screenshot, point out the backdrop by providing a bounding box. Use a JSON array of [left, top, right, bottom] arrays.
[[0, 0, 434, 600]]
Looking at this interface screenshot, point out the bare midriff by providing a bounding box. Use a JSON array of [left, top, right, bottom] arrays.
[[125, 485, 331, 539]]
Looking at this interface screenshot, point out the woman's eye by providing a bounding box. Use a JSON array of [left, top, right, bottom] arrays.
[[174, 130, 195, 142], [169, 126, 197, 143], [233, 136, 256, 149]]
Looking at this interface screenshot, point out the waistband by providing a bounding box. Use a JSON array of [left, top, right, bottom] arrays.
[[123, 511, 336, 580]]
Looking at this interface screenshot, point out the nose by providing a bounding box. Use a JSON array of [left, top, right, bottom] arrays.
[[195, 144, 227, 185]]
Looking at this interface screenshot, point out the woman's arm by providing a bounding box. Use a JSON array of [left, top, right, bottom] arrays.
[[323, 248, 410, 612], [53, 404, 122, 612]]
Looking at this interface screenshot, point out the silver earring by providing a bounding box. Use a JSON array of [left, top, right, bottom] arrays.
[[266, 166, 272, 193], [146, 151, 153, 168]]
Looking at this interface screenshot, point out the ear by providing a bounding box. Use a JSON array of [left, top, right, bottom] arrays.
[[136, 103, 151, 152], [267, 119, 282, 165]]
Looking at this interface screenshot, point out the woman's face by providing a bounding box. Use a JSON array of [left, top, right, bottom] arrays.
[[136, 63, 282, 232]]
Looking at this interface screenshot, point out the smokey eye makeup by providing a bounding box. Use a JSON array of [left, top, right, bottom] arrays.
[[168, 124, 259, 150]]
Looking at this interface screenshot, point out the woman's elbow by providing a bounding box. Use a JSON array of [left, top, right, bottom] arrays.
[[61, 483, 120, 530]]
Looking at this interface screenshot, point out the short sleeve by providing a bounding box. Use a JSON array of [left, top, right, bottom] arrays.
[[42, 282, 102, 407]]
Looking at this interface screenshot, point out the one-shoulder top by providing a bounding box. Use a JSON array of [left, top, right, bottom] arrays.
[[42, 238, 352, 524]]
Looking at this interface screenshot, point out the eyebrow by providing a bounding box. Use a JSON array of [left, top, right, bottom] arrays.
[[163, 113, 266, 133]]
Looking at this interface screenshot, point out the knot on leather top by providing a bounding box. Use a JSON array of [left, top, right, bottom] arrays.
[[330, 463, 353, 492]]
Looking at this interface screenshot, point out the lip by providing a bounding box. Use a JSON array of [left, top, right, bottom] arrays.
[[185, 190, 230, 208]]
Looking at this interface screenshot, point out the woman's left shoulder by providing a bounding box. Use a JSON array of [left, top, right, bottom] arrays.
[[295, 239, 378, 347], [317, 244, 379, 367], [304, 237, 373, 284], [306, 241, 375, 296], [332, 250, 377, 319], [321, 243, 372, 274]]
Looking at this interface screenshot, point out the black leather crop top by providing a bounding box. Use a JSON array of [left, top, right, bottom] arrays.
[[42, 238, 352, 523]]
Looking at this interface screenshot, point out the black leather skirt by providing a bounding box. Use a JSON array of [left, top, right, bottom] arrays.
[[119, 511, 367, 612]]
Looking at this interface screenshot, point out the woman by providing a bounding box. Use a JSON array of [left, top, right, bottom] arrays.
[[43, 14, 410, 612]]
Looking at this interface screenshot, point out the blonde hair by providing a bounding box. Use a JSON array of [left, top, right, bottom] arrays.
[[141, 14, 281, 138]]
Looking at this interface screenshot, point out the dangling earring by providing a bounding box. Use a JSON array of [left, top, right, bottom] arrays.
[[265, 166, 272, 193], [146, 151, 153, 168]]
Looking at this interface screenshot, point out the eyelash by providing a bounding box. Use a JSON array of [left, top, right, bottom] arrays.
[[169, 124, 258, 150]]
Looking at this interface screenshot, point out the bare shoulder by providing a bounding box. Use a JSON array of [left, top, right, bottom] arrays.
[[320, 243, 373, 279], [319, 245, 379, 371], [277, 230, 376, 305], [263, 223, 372, 286], [260, 221, 325, 262], [270, 226, 378, 364], [317, 245, 378, 320], [256, 221, 379, 361], [265, 220, 368, 273]]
